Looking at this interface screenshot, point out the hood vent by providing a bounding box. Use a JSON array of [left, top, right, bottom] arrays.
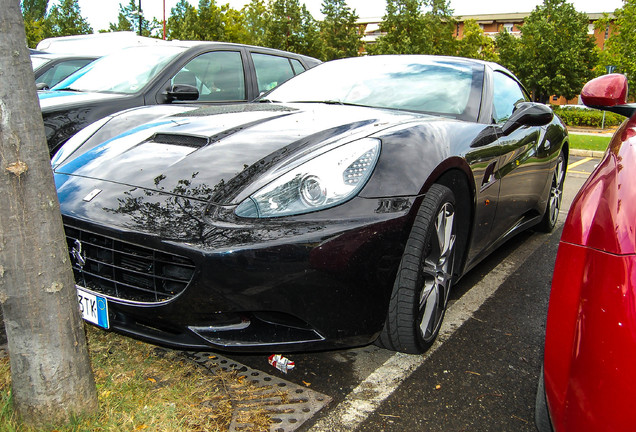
[[151, 133, 210, 148]]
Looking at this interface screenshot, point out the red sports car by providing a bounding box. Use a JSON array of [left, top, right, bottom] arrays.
[[536, 73, 636, 431]]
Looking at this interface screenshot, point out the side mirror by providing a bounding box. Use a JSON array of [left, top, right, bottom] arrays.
[[36, 82, 50, 91], [501, 102, 553, 135], [167, 84, 199, 102], [581, 74, 628, 108]]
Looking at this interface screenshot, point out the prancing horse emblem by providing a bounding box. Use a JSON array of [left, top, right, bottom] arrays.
[[71, 239, 87, 269]]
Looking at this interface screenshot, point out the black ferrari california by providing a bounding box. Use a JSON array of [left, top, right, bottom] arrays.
[[53, 55, 568, 354]]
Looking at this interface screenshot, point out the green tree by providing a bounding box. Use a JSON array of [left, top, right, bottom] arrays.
[[495, 28, 521, 72], [320, 0, 361, 60], [369, 0, 456, 55], [241, 0, 268, 46], [195, 0, 224, 40], [23, 17, 43, 46], [264, 0, 303, 52], [167, 0, 226, 41], [21, 0, 49, 47], [166, 0, 196, 40], [22, 0, 47, 19], [108, 0, 156, 36], [508, 0, 598, 103], [597, 1, 636, 98], [45, 0, 92, 37], [369, 0, 426, 54], [108, 9, 134, 32], [457, 19, 498, 61], [221, 4, 250, 43], [297, 5, 324, 58], [420, 0, 457, 55]]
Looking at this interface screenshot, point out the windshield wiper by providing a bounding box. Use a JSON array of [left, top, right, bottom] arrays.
[[53, 87, 83, 92], [284, 100, 343, 105], [287, 100, 377, 109]]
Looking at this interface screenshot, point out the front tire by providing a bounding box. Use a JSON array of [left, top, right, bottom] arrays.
[[537, 151, 565, 233], [376, 184, 457, 354]]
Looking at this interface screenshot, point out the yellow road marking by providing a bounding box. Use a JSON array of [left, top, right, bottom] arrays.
[[568, 157, 592, 171]]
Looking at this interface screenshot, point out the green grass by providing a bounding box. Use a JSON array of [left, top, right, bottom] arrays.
[[0, 327, 274, 431], [569, 133, 612, 152]]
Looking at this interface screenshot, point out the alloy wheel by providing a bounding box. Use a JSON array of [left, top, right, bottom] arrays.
[[548, 156, 565, 226], [418, 202, 456, 342]]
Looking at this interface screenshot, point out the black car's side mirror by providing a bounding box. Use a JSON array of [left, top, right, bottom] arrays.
[[501, 102, 553, 135], [167, 84, 199, 102]]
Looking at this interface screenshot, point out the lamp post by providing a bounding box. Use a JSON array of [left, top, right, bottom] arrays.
[[138, 0, 142, 36]]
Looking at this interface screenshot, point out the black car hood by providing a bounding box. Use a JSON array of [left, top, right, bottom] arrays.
[[39, 90, 128, 112], [55, 103, 431, 205]]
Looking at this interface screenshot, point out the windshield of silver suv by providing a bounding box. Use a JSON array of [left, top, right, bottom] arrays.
[[51, 46, 184, 94]]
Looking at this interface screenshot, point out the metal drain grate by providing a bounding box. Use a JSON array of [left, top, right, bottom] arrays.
[[186, 352, 332, 432]]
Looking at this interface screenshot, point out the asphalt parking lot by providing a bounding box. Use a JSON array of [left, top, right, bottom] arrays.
[[218, 155, 599, 432]]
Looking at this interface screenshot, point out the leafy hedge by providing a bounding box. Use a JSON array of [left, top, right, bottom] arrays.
[[551, 106, 625, 128]]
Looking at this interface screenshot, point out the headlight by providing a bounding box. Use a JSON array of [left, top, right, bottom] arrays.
[[235, 138, 381, 218]]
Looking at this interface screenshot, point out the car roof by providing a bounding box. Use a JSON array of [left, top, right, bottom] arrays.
[[36, 31, 171, 56], [156, 40, 321, 63], [35, 32, 320, 65], [30, 52, 99, 60]]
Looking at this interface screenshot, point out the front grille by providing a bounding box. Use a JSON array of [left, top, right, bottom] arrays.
[[65, 224, 196, 303]]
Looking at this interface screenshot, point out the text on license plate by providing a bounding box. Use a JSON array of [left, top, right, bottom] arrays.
[[77, 287, 109, 329]]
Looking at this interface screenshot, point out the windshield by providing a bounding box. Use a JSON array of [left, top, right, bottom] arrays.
[[51, 46, 184, 94], [30, 55, 50, 70], [264, 56, 481, 119]]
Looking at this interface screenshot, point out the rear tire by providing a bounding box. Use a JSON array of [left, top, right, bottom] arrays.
[[376, 184, 457, 354], [537, 151, 565, 233]]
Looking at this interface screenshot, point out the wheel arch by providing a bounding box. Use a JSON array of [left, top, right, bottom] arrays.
[[430, 165, 474, 280], [561, 138, 570, 166]]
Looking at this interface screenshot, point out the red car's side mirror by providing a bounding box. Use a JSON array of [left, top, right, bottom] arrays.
[[581, 73, 628, 108]]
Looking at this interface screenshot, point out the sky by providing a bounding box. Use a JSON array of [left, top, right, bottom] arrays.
[[73, 0, 625, 33]]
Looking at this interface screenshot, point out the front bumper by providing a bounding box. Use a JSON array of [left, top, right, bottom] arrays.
[[64, 195, 416, 352]]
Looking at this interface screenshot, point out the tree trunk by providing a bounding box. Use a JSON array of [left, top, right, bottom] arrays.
[[0, 0, 98, 427]]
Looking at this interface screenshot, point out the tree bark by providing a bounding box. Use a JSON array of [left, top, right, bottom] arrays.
[[0, 0, 98, 426]]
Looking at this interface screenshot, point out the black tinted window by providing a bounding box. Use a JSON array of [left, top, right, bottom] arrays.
[[252, 53, 296, 94], [172, 51, 246, 102], [290, 59, 305, 75], [492, 72, 528, 123], [37, 59, 93, 87]]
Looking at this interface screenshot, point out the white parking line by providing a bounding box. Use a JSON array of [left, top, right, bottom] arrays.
[[309, 223, 561, 432]]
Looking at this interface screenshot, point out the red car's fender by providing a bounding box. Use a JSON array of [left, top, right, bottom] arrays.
[[544, 244, 636, 431], [544, 116, 636, 431], [561, 116, 636, 254]]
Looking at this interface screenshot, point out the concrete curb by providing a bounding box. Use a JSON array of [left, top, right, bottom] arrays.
[[567, 127, 617, 137], [570, 148, 605, 158]]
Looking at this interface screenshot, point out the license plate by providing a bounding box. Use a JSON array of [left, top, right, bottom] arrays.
[[76, 287, 109, 329]]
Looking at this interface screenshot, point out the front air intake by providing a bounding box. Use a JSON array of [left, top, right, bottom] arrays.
[[64, 222, 195, 303]]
